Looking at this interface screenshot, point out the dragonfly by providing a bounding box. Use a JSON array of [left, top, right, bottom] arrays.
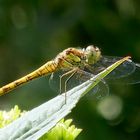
[[0, 45, 139, 99], [49, 49, 140, 99]]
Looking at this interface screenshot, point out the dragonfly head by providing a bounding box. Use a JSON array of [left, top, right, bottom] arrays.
[[85, 45, 102, 64]]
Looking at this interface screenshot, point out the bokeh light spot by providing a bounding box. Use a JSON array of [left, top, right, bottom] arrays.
[[97, 95, 123, 120]]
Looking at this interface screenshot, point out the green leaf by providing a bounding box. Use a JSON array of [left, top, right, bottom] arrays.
[[40, 119, 82, 140], [0, 56, 130, 140], [0, 105, 24, 128]]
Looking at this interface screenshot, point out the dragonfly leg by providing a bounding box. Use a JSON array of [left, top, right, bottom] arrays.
[[59, 68, 78, 103], [64, 70, 77, 103]]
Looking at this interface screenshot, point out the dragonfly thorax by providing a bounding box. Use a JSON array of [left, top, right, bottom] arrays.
[[84, 45, 102, 65]]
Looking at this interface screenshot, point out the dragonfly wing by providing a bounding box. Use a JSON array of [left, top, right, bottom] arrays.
[[90, 56, 140, 83], [86, 79, 109, 100], [49, 70, 82, 93], [75, 70, 109, 100], [105, 63, 140, 84], [91, 56, 140, 84], [49, 70, 109, 99]]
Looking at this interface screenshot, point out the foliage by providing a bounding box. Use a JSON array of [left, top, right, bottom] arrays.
[[0, 106, 82, 140], [40, 119, 82, 140], [0, 105, 25, 128]]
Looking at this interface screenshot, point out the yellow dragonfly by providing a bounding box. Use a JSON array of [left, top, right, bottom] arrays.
[[0, 45, 139, 98]]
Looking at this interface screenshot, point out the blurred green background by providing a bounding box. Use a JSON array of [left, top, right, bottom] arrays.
[[0, 0, 140, 140]]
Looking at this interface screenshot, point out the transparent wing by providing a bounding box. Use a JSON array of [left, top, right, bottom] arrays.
[[105, 63, 140, 84], [90, 56, 140, 84], [49, 70, 109, 100]]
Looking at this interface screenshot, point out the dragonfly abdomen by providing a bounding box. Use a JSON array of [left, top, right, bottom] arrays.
[[0, 60, 58, 96]]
